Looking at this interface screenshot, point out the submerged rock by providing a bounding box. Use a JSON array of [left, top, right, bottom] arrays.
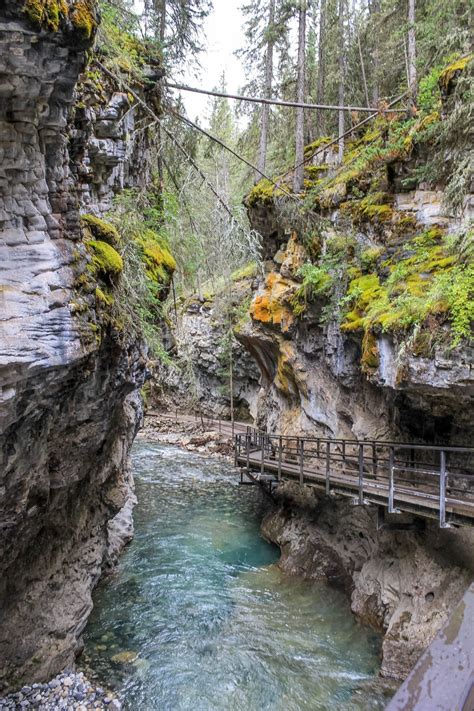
[[110, 652, 138, 665]]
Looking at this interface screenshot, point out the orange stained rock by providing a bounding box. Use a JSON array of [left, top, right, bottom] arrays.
[[250, 272, 295, 332]]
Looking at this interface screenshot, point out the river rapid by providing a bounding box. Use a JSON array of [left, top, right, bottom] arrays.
[[82, 441, 392, 710]]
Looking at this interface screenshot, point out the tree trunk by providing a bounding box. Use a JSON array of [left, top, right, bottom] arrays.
[[338, 0, 346, 163], [294, 2, 307, 193], [316, 0, 326, 136], [257, 0, 276, 181], [159, 0, 166, 42], [407, 0, 417, 106], [155, 0, 166, 194], [369, 0, 380, 105], [357, 27, 370, 108]]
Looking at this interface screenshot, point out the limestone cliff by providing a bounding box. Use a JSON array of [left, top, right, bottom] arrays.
[[0, 0, 159, 691], [156, 270, 261, 421], [261, 482, 474, 680], [236, 58, 474, 680], [237, 58, 473, 445]]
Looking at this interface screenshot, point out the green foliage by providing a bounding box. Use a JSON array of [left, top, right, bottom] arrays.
[[233, 295, 252, 328], [290, 234, 355, 318], [78, 189, 178, 360], [96, 0, 159, 80], [417, 64, 443, 114]]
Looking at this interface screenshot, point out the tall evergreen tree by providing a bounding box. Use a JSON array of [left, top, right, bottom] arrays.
[[294, 0, 307, 192], [257, 0, 277, 179]]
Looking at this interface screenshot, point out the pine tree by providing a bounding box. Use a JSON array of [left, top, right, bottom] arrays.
[[294, 0, 307, 192], [257, 0, 277, 179], [143, 0, 212, 70], [407, 0, 417, 105]]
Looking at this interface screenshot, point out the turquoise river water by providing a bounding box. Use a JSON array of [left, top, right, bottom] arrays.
[[82, 441, 393, 710]]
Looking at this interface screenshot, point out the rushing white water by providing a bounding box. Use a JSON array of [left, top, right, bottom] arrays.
[[82, 441, 393, 710]]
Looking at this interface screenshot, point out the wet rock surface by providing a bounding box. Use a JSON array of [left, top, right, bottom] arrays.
[[262, 482, 474, 680]]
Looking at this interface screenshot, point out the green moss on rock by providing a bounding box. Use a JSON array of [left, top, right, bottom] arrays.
[[134, 229, 176, 285], [95, 286, 114, 306], [70, 0, 97, 39], [246, 178, 286, 207], [87, 240, 123, 278], [23, 0, 97, 37], [81, 214, 120, 245], [439, 55, 473, 92], [23, 0, 68, 31]]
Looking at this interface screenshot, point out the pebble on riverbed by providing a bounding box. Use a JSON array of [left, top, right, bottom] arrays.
[[0, 672, 121, 711]]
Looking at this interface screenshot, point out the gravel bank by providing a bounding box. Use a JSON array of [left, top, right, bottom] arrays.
[[0, 672, 120, 710]]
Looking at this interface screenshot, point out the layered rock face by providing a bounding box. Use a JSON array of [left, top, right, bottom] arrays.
[[262, 482, 474, 679], [157, 276, 261, 421], [237, 188, 473, 442], [237, 65, 474, 681], [0, 1, 149, 691]]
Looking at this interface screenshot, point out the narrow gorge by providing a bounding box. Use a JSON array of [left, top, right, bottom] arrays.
[[0, 0, 473, 709]]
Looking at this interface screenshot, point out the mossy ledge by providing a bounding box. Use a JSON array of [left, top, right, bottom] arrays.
[[86, 240, 123, 279], [23, 0, 97, 38], [81, 214, 120, 246]]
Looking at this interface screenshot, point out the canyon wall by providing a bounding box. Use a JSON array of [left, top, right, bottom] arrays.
[[237, 61, 474, 680], [237, 186, 473, 443], [0, 0, 155, 690], [156, 274, 261, 421], [261, 482, 474, 680]]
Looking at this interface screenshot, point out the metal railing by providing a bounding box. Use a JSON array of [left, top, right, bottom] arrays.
[[235, 428, 474, 527]]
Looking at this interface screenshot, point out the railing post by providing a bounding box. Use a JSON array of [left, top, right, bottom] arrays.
[[261, 434, 265, 476], [246, 433, 250, 471], [358, 444, 364, 505], [439, 450, 449, 528], [326, 441, 331, 495], [388, 446, 398, 513], [388, 447, 394, 511], [372, 442, 377, 477], [278, 435, 282, 481], [299, 439, 304, 486], [234, 434, 239, 466]]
